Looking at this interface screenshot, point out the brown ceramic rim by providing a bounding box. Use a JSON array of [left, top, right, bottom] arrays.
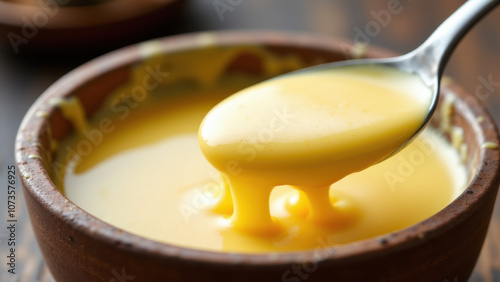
[[0, 0, 178, 29], [15, 31, 500, 266]]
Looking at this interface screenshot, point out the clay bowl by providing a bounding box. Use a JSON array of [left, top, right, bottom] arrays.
[[15, 31, 500, 281], [0, 0, 185, 54]]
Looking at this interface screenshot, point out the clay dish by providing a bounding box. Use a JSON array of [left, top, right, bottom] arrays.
[[15, 31, 500, 281]]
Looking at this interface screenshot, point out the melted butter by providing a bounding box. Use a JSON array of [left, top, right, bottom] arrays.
[[199, 65, 432, 234]]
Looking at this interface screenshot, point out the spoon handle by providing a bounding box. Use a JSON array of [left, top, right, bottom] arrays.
[[410, 0, 500, 81]]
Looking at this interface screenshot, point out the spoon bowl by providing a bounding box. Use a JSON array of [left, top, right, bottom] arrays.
[[198, 0, 500, 198], [289, 0, 499, 159]]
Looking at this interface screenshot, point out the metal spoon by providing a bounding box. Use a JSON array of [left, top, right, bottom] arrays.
[[292, 0, 499, 159]]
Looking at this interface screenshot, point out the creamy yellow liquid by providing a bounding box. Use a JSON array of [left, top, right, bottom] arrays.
[[199, 65, 433, 234], [54, 74, 466, 253]]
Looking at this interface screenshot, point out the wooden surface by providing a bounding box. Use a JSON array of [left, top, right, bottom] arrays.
[[1, 0, 500, 281]]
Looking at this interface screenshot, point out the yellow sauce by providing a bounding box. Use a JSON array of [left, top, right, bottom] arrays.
[[50, 45, 467, 254], [53, 82, 466, 254], [199, 65, 433, 234]]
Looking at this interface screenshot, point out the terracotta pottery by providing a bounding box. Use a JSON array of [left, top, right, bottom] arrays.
[[15, 31, 500, 282]]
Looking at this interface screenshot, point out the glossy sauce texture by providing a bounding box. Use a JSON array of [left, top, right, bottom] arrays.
[[55, 80, 466, 253], [199, 65, 434, 233]]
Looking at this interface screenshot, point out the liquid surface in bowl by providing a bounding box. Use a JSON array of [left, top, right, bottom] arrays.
[[52, 78, 466, 253], [199, 65, 433, 234]]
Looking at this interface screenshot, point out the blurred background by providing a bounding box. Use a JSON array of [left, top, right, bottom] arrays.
[[1, 0, 499, 281]]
